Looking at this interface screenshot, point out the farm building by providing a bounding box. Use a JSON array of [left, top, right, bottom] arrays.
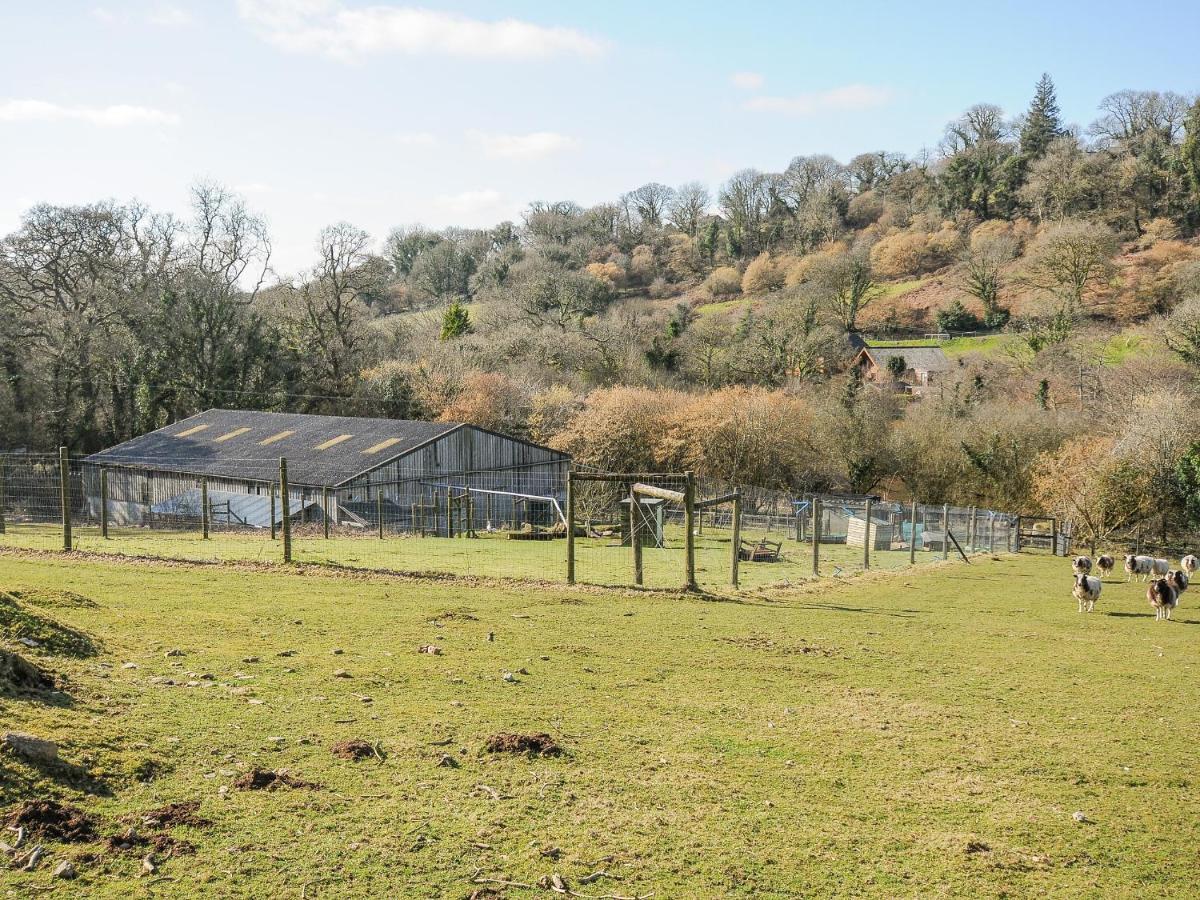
[[853, 345, 951, 396], [82, 409, 571, 531]]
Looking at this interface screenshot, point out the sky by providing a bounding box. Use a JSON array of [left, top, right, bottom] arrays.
[[1, 0, 1197, 276]]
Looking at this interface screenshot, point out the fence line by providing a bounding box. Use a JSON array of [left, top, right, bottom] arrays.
[[0, 449, 1049, 592]]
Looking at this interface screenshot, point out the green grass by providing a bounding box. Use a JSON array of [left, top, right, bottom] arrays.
[[692, 297, 751, 319], [875, 278, 927, 300], [3, 550, 1200, 897], [868, 333, 1020, 358], [1096, 332, 1151, 366], [0, 522, 952, 592]]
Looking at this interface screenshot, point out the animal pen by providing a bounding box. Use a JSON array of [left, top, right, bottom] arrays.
[[2, 428, 1034, 592]]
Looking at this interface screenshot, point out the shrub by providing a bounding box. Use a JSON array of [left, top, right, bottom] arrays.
[[703, 266, 743, 298], [870, 231, 929, 279], [741, 252, 785, 294], [935, 299, 981, 332], [583, 261, 624, 288]]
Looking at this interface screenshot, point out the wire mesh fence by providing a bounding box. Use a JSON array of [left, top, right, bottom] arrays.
[[0, 451, 1029, 590]]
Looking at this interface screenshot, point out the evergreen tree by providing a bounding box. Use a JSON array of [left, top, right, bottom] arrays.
[[1183, 98, 1200, 197], [1020, 73, 1065, 158], [439, 300, 472, 341]]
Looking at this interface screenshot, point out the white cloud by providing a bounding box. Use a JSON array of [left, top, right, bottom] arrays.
[[394, 131, 437, 147], [237, 0, 607, 62], [234, 182, 272, 194], [744, 84, 894, 115], [0, 99, 181, 127], [147, 4, 195, 27], [433, 189, 518, 224], [468, 130, 579, 161], [731, 71, 764, 90]]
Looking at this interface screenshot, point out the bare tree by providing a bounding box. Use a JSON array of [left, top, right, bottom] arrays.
[[666, 182, 711, 236]]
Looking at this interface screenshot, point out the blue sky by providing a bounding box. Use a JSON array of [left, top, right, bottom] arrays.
[[1, 0, 1197, 275]]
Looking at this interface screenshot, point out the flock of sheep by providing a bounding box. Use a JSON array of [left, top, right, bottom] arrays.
[[1071, 553, 1199, 620]]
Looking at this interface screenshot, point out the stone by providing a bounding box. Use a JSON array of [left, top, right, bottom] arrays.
[[2, 732, 58, 764], [53, 859, 76, 879], [164, 649, 185, 657]]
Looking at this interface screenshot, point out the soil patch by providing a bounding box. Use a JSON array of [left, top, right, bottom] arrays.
[[483, 733, 563, 757], [232, 768, 320, 791], [3, 800, 98, 843], [0, 648, 55, 692], [129, 800, 210, 829], [719, 635, 837, 656], [103, 828, 196, 856], [331, 739, 375, 761]]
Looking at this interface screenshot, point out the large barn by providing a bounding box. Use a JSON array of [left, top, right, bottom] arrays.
[[83, 409, 571, 531]]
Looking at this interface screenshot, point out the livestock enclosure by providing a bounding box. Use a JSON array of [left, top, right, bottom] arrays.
[[1, 445, 1031, 591]]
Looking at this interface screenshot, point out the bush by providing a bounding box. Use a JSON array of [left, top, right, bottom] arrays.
[[583, 261, 624, 288], [741, 253, 785, 294], [703, 266, 743, 298], [935, 299, 981, 332], [870, 231, 929, 279]]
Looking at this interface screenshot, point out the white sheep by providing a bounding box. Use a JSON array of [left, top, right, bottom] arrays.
[[1072, 555, 1092, 576], [1096, 554, 1115, 578], [1125, 554, 1153, 581], [1181, 554, 1198, 577], [1072, 573, 1101, 613], [1148, 578, 1179, 621], [1151, 558, 1170, 579]]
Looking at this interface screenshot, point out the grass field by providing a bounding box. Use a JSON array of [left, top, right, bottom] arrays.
[[0, 522, 962, 592], [3, 549, 1199, 897], [868, 334, 1021, 358]]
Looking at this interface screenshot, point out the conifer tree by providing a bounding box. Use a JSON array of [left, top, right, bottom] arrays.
[[1020, 73, 1065, 158]]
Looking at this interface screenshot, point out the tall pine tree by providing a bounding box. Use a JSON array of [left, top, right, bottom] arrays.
[[1020, 73, 1065, 158]]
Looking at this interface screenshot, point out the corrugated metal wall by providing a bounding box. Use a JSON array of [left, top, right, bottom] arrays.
[[81, 426, 570, 530]]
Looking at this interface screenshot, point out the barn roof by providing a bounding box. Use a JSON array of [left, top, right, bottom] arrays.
[[857, 345, 951, 373], [83, 409, 561, 487]]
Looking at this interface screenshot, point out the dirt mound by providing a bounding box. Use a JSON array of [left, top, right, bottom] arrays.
[[483, 733, 563, 757], [3, 800, 98, 843], [0, 591, 99, 657], [429, 608, 478, 623], [331, 739, 375, 760], [232, 768, 320, 791], [130, 800, 210, 829], [103, 828, 195, 856], [4, 588, 98, 609], [0, 648, 55, 692]]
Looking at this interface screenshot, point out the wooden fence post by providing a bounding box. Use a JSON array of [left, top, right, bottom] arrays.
[[811, 497, 821, 577], [466, 491, 474, 537], [629, 487, 643, 587], [1051, 518, 1059, 557], [323, 486, 331, 539], [377, 489, 384, 539], [100, 469, 109, 539], [566, 472, 576, 585], [863, 498, 872, 571], [201, 478, 210, 540], [684, 471, 697, 591], [731, 491, 742, 588], [941, 504, 950, 560], [909, 500, 918, 565], [59, 447, 72, 551], [446, 490, 453, 538], [270, 484, 277, 540], [279, 458, 291, 563], [0, 456, 6, 535], [989, 515, 995, 553]]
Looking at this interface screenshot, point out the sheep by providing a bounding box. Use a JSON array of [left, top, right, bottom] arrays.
[[1125, 554, 1154, 581], [1167, 569, 1190, 596], [1097, 554, 1115, 578], [1151, 558, 1171, 579], [1182, 554, 1198, 577], [1072, 573, 1102, 613], [1148, 578, 1179, 621], [1072, 555, 1093, 576]]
